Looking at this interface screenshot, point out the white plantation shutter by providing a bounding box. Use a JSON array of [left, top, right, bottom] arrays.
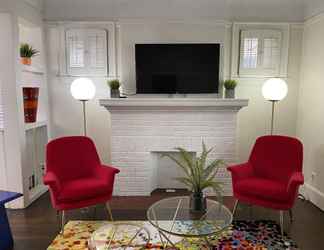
[[66, 28, 108, 76], [239, 29, 282, 76], [87, 29, 108, 75]]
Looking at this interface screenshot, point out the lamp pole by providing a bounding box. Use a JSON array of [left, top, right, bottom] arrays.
[[81, 100, 87, 136], [270, 100, 276, 135]]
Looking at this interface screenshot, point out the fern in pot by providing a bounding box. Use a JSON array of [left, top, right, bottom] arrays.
[[108, 79, 120, 98], [162, 142, 224, 213]]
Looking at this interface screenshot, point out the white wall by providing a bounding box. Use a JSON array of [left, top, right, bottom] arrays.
[[236, 26, 303, 161], [297, 14, 324, 210], [119, 21, 228, 95], [46, 25, 113, 164], [46, 21, 303, 166]]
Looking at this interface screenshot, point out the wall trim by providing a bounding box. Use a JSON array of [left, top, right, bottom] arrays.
[[304, 11, 324, 27], [303, 183, 324, 211]]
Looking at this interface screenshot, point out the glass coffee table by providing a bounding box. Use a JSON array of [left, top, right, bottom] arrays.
[[88, 222, 151, 250], [147, 196, 233, 249]]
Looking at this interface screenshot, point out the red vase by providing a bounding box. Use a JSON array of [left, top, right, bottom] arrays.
[[22, 87, 39, 123]]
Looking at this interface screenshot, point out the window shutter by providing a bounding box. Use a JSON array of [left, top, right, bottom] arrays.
[[65, 28, 108, 76], [66, 29, 86, 75], [239, 29, 282, 76], [86, 29, 108, 75]]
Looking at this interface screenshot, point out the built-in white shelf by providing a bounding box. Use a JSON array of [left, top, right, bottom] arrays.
[[21, 64, 44, 75], [24, 120, 47, 131]]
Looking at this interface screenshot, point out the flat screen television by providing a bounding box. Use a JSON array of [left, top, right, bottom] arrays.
[[135, 44, 220, 94]]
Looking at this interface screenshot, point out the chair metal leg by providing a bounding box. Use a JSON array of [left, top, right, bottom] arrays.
[[61, 210, 65, 235], [279, 210, 284, 236], [232, 200, 239, 218], [289, 209, 293, 223], [105, 202, 114, 221]]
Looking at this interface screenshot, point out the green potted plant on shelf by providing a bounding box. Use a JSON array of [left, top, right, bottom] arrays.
[[224, 79, 237, 99], [162, 142, 225, 213], [108, 79, 120, 98], [20, 43, 39, 65]]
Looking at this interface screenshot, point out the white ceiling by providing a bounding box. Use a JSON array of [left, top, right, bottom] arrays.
[[43, 0, 324, 22]]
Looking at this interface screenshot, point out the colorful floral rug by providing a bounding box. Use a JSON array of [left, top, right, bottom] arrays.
[[48, 220, 298, 250]]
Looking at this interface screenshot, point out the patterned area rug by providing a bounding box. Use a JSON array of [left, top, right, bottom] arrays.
[[48, 220, 298, 250]]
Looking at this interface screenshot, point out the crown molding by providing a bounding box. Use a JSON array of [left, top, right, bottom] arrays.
[[304, 11, 324, 27]]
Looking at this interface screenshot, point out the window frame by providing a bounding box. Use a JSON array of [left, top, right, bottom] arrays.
[[231, 23, 289, 78], [58, 22, 116, 77]]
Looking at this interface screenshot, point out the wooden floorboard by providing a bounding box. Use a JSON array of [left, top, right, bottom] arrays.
[[7, 190, 324, 250]]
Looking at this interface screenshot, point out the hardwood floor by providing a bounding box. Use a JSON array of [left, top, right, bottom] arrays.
[[7, 190, 324, 250]]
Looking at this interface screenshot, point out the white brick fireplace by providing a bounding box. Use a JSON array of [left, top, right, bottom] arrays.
[[100, 98, 248, 196]]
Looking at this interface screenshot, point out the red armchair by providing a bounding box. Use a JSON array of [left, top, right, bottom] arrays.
[[43, 136, 119, 232], [228, 135, 304, 235]]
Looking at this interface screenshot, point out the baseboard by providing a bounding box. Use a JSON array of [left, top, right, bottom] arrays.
[[301, 183, 324, 211]]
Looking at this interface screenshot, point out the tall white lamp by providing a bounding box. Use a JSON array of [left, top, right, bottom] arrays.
[[262, 78, 288, 135], [70, 78, 96, 136]]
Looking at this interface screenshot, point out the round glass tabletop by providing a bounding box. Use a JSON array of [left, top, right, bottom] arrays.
[[147, 196, 233, 238], [88, 222, 150, 250]]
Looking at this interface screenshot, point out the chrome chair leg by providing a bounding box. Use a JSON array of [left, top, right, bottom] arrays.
[[232, 200, 239, 218], [61, 210, 66, 235], [279, 210, 284, 236], [105, 202, 114, 221]]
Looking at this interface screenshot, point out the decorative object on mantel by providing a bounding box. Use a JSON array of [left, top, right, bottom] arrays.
[[224, 79, 237, 98], [20, 43, 39, 65], [108, 79, 120, 98], [70, 78, 96, 136], [262, 78, 288, 135], [162, 142, 225, 213], [22, 87, 39, 123]]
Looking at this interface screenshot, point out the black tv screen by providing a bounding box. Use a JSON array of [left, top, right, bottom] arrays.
[[135, 44, 220, 94]]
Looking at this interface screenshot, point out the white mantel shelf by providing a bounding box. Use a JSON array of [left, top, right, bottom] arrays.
[[99, 98, 249, 111]]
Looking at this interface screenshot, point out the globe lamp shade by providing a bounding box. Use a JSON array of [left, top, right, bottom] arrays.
[[262, 78, 288, 101], [70, 78, 96, 101]]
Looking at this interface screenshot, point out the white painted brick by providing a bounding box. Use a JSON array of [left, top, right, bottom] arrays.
[[110, 110, 239, 196]]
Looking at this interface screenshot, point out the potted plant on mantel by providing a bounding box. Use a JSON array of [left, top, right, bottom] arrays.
[[162, 142, 225, 213], [20, 43, 39, 66], [224, 79, 237, 99], [108, 79, 120, 98]]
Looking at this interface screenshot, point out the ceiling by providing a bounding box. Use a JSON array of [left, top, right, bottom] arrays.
[[43, 0, 324, 22]]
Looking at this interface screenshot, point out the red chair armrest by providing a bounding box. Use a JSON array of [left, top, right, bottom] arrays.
[[94, 165, 120, 183], [227, 162, 254, 180], [43, 172, 61, 194], [287, 172, 304, 192]]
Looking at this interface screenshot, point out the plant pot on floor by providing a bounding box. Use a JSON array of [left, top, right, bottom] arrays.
[[111, 89, 120, 98], [225, 89, 235, 98], [21, 57, 31, 65], [23, 87, 39, 123], [189, 192, 207, 213]]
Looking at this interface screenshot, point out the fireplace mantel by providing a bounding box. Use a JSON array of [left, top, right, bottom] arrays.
[[99, 98, 248, 111], [100, 97, 249, 196]]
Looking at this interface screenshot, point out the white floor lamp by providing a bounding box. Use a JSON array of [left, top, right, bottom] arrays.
[[262, 78, 288, 135], [70, 78, 96, 136]]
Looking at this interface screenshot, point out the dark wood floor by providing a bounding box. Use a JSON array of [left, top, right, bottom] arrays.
[[7, 190, 324, 250]]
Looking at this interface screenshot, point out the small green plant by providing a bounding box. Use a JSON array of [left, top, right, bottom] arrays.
[[108, 79, 120, 90], [20, 43, 39, 58], [224, 79, 237, 90], [162, 142, 225, 198]]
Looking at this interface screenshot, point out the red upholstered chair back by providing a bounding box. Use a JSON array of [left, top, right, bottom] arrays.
[[249, 135, 303, 183], [46, 136, 101, 181]]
